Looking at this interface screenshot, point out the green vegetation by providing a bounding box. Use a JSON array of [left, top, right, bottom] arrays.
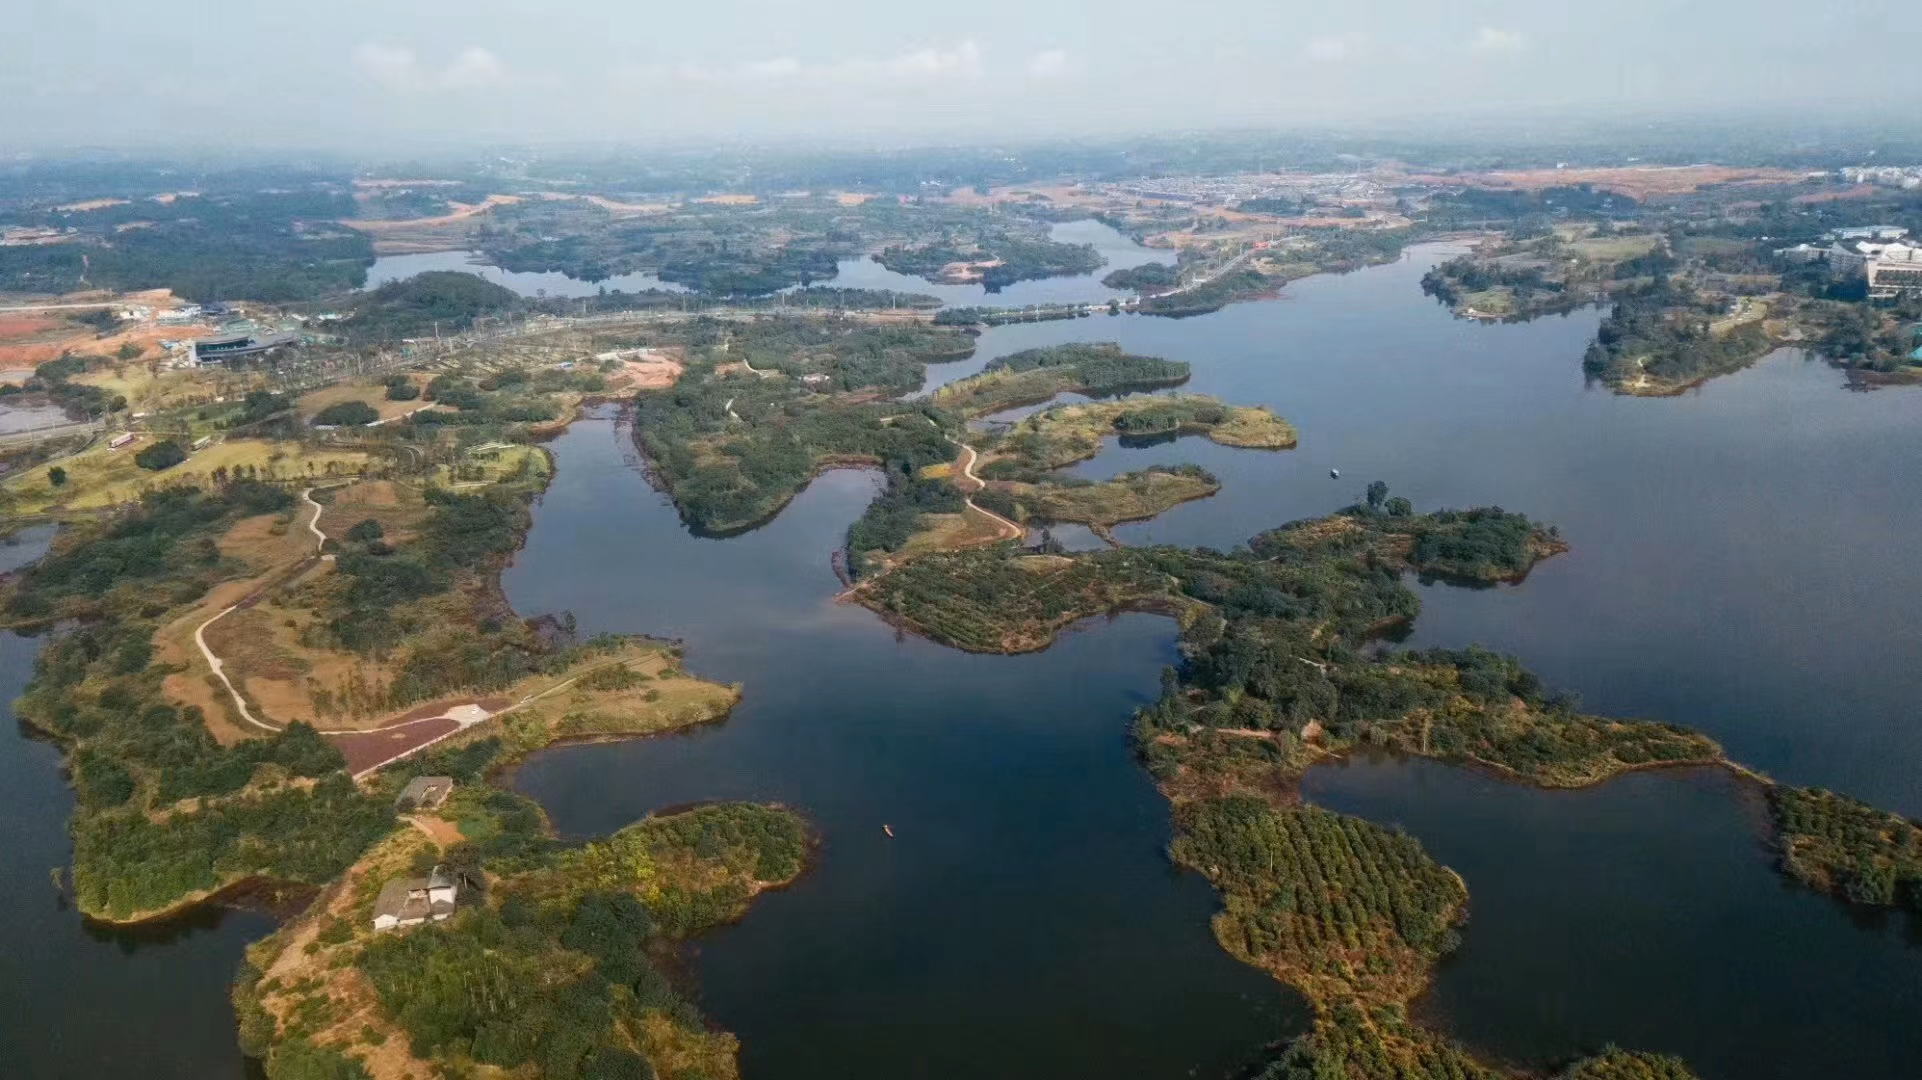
[[995, 465, 1221, 527], [877, 235, 1101, 290], [1556, 1051, 1700, 1080], [248, 801, 807, 1080], [629, 318, 972, 533], [929, 343, 1190, 415], [0, 189, 372, 301], [1583, 279, 1773, 393], [983, 394, 1295, 474], [1101, 261, 1179, 291], [344, 271, 520, 343], [3, 483, 395, 919], [1135, 268, 1273, 317], [133, 439, 187, 471], [312, 401, 379, 427], [1173, 798, 1466, 1004], [1772, 786, 1922, 909], [1422, 229, 1672, 320], [21, 354, 124, 419]]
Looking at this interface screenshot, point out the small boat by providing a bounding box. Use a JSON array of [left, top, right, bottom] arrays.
[[882, 824, 895, 838], [1329, 468, 1340, 479]]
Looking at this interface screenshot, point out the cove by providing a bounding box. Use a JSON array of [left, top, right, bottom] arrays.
[[504, 414, 1298, 1080]]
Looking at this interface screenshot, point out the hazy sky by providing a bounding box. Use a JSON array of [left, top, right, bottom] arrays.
[[6, 0, 1918, 150]]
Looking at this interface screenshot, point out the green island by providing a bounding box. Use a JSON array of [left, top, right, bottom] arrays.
[[927, 342, 1191, 414], [849, 476, 1920, 1077]]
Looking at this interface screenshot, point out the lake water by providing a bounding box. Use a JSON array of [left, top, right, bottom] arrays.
[[6, 242, 1922, 1079], [363, 219, 1167, 307]]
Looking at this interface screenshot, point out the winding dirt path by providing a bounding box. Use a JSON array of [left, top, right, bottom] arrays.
[[947, 438, 1023, 541]]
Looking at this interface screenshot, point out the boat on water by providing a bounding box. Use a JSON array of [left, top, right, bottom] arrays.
[[883, 824, 894, 838], [1330, 468, 1340, 479]]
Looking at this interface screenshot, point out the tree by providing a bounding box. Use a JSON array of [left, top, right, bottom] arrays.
[[134, 440, 187, 471], [1366, 480, 1389, 510], [47, 465, 67, 487], [313, 400, 379, 427], [115, 341, 144, 361], [346, 519, 385, 542]]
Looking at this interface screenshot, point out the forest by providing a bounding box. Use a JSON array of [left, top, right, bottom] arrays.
[[344, 271, 521, 343], [930, 342, 1191, 415], [0, 190, 372, 301]]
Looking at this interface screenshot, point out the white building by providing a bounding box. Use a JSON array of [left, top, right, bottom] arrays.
[[371, 866, 460, 931]]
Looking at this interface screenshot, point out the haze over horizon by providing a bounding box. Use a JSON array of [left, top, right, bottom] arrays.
[[8, 0, 1920, 151]]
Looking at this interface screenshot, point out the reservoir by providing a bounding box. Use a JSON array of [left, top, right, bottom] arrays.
[[5, 244, 1922, 1078]]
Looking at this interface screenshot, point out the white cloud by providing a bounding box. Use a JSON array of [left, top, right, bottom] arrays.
[[1026, 48, 1071, 79], [354, 44, 420, 91], [1470, 27, 1527, 56], [440, 47, 506, 89], [611, 41, 985, 88], [1305, 34, 1368, 63], [354, 44, 507, 92]]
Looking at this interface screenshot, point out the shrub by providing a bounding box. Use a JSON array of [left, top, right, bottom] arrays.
[[134, 440, 187, 471]]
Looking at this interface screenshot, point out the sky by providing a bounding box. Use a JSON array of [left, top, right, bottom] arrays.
[[5, 0, 1919, 151]]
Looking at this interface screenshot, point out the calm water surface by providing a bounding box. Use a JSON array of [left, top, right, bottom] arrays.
[[5, 243, 1921, 1079]]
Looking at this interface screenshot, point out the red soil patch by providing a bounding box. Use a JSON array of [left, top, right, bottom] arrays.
[[331, 718, 458, 774]]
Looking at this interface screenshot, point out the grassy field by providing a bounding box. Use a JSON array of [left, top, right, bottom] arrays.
[[1568, 233, 1663, 262], [987, 394, 1295, 470], [1004, 468, 1220, 526], [298, 379, 430, 424], [1, 437, 374, 515]]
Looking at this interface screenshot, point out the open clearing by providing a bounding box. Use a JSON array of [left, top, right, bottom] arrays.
[[298, 380, 435, 424], [2, 438, 373, 515]]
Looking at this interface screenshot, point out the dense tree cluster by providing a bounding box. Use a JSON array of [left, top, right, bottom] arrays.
[[931, 343, 1191, 415], [1772, 786, 1922, 909], [1583, 278, 1770, 389], [344, 271, 520, 343], [630, 320, 970, 534], [353, 803, 806, 1080], [0, 190, 371, 301]]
